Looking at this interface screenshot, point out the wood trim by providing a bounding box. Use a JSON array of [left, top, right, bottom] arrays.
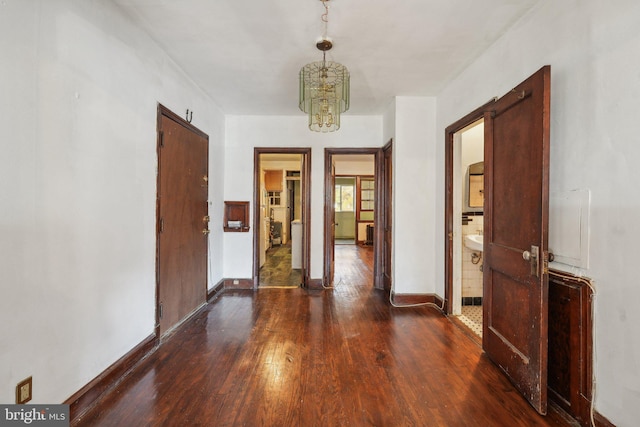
[[223, 278, 254, 290], [379, 140, 392, 291], [548, 270, 594, 427], [307, 278, 324, 290], [593, 411, 616, 427], [253, 148, 312, 289], [391, 293, 445, 309], [66, 334, 158, 425], [444, 99, 496, 314], [207, 279, 225, 301], [223, 201, 250, 232]]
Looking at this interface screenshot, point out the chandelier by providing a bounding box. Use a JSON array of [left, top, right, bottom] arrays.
[[299, 0, 350, 132]]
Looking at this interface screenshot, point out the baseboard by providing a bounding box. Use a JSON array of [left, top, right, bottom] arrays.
[[594, 411, 616, 427], [207, 279, 225, 301], [223, 278, 254, 290], [65, 334, 157, 425], [391, 292, 445, 310], [307, 278, 324, 290]]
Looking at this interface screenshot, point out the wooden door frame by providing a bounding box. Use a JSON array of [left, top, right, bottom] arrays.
[[323, 147, 385, 289], [381, 140, 393, 292], [155, 104, 209, 339], [444, 100, 496, 314], [253, 147, 311, 288]]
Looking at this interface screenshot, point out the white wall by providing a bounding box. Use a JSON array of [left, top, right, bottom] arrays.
[[435, 0, 640, 424], [334, 158, 375, 176], [0, 0, 225, 404], [392, 97, 438, 294], [223, 115, 382, 280]]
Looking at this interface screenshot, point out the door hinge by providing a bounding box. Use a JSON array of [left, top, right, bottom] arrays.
[[159, 302, 163, 319], [159, 131, 164, 148], [159, 218, 164, 233]]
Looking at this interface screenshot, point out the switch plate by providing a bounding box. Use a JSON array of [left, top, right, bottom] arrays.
[[16, 376, 32, 404]]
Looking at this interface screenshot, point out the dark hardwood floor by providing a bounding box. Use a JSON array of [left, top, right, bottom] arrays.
[[77, 245, 576, 426]]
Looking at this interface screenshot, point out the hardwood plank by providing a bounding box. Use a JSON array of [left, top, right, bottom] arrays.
[[76, 245, 576, 427]]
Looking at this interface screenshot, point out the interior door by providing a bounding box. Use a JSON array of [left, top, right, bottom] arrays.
[[381, 141, 393, 291], [483, 66, 551, 414], [325, 156, 336, 286], [157, 107, 209, 337]]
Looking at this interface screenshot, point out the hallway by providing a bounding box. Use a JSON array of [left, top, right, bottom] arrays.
[[77, 245, 575, 426]]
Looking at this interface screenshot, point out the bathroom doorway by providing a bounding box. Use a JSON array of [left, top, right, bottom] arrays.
[[445, 66, 552, 414], [253, 149, 310, 288], [452, 119, 485, 337], [445, 100, 493, 323]]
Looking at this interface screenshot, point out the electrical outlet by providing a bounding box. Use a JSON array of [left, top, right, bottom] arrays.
[[16, 376, 32, 404]]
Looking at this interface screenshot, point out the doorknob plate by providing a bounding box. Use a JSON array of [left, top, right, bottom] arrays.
[[523, 245, 539, 277]]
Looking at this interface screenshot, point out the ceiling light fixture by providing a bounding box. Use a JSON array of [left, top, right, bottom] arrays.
[[299, 0, 350, 132]]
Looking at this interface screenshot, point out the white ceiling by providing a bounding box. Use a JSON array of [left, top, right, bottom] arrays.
[[112, 0, 541, 116]]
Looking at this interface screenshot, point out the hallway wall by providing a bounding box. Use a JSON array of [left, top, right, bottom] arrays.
[[434, 0, 640, 424], [223, 115, 382, 280], [0, 0, 225, 404]]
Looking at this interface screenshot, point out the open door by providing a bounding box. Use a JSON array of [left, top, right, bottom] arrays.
[[483, 66, 551, 414], [381, 141, 393, 291], [324, 150, 336, 286]]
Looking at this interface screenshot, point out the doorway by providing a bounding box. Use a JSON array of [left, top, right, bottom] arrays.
[[253, 149, 311, 288], [334, 176, 357, 244], [324, 148, 388, 290], [445, 66, 551, 414], [445, 101, 494, 316], [452, 119, 485, 337]]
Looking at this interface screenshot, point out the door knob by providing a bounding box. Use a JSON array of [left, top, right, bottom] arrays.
[[523, 245, 539, 277], [202, 229, 210, 235]]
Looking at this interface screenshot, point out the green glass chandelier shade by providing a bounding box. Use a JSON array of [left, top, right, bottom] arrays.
[[299, 60, 350, 132]]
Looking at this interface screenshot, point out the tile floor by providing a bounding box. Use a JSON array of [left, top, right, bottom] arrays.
[[259, 243, 301, 287], [459, 305, 483, 337]]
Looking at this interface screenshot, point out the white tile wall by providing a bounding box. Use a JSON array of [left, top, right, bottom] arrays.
[[462, 215, 484, 298]]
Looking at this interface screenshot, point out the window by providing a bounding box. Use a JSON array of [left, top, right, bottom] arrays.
[[267, 191, 281, 206], [335, 184, 354, 212], [360, 178, 375, 211]]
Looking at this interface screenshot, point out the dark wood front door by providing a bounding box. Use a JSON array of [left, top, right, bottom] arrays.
[[157, 106, 209, 337], [483, 66, 551, 414]]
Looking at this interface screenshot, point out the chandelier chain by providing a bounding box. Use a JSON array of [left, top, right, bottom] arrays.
[[321, 0, 329, 39], [299, 0, 349, 132]]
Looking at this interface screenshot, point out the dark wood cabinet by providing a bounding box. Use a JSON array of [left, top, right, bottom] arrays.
[[548, 271, 593, 427], [223, 201, 250, 232], [264, 170, 283, 192]]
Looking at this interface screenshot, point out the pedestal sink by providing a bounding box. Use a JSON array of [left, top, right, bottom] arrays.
[[464, 234, 483, 252]]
